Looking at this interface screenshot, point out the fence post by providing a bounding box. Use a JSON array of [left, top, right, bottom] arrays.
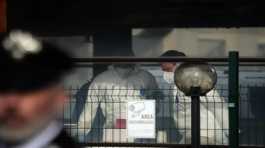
[[228, 51, 239, 148], [191, 94, 200, 148]]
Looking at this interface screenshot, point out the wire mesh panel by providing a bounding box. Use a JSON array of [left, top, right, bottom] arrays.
[[238, 66, 265, 147], [62, 63, 265, 147]]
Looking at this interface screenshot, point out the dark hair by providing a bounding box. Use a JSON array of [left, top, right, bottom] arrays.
[[160, 50, 186, 57]]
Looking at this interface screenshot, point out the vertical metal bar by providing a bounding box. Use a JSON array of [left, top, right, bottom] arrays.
[[229, 51, 239, 148], [191, 95, 200, 148]]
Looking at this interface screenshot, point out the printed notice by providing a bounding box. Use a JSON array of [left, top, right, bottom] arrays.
[[127, 100, 156, 138]]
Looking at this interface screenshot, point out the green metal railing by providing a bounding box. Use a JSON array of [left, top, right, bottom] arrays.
[[62, 55, 264, 147]]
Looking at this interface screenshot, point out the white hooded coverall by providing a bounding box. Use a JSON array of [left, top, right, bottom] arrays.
[[77, 65, 159, 142]]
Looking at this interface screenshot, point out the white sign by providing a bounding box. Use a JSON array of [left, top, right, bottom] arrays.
[[127, 100, 156, 138]]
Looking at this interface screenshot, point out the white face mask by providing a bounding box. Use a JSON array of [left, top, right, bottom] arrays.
[[163, 71, 175, 84]]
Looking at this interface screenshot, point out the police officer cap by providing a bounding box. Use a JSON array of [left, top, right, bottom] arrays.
[[0, 30, 73, 93]]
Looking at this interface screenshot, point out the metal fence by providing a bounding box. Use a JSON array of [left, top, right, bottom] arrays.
[[62, 57, 265, 147]]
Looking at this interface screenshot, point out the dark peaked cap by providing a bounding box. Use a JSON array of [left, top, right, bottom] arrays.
[[0, 30, 73, 93]]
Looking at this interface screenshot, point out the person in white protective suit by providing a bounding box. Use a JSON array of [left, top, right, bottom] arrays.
[[77, 64, 160, 142], [159, 50, 229, 145]]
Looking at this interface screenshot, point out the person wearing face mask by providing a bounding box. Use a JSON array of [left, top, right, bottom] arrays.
[[160, 50, 185, 84], [156, 50, 185, 143], [77, 62, 160, 143], [159, 50, 229, 145]]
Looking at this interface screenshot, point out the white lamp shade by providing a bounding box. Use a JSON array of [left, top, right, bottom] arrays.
[[174, 62, 217, 96]]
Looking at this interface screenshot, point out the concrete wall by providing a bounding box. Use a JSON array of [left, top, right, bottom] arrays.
[[133, 28, 265, 57]]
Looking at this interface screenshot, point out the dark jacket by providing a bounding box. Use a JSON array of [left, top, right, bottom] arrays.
[[51, 129, 82, 148]]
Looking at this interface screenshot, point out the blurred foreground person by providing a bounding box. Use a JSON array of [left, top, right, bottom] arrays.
[[159, 50, 229, 145], [0, 30, 80, 148]]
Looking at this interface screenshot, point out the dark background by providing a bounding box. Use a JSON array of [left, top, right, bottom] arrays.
[[7, 0, 265, 34], [6, 0, 265, 74]]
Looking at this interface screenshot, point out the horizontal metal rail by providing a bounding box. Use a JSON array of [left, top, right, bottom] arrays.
[[74, 63, 265, 68], [71, 57, 265, 63], [79, 143, 264, 148]]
